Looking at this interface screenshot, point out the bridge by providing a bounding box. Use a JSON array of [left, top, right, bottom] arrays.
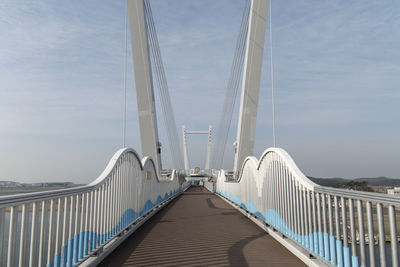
[[0, 1, 399, 267]]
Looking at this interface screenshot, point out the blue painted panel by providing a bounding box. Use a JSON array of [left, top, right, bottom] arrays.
[[330, 235, 336, 265], [337, 240, 343, 267], [352, 256, 359, 267], [217, 190, 352, 267], [49, 189, 181, 266], [344, 246, 351, 267]]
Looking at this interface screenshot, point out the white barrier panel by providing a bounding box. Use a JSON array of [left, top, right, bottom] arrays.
[[0, 148, 190, 267], [216, 147, 400, 267]]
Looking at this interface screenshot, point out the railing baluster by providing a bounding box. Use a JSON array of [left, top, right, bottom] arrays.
[[334, 196, 343, 267], [116, 167, 121, 233], [317, 192, 324, 257], [348, 199, 357, 267], [328, 195, 336, 265], [99, 185, 105, 245], [376, 203, 386, 267], [47, 199, 56, 267], [357, 200, 366, 267], [366, 201, 375, 267], [29, 202, 39, 266], [7, 205, 18, 267], [307, 189, 314, 252], [18, 204, 28, 267], [322, 193, 329, 260], [54, 197, 64, 266], [312, 191, 318, 254], [299, 184, 305, 246], [73, 194, 80, 264], [77, 193, 84, 262], [82, 192, 89, 258], [277, 158, 282, 231], [303, 187, 309, 249], [294, 181, 300, 243], [111, 174, 116, 235], [88, 190, 95, 253], [341, 197, 350, 267], [388, 205, 399, 267], [66, 194, 76, 267], [288, 174, 294, 238], [92, 189, 98, 250], [106, 180, 112, 240], [0, 207, 5, 264], [38, 200, 48, 266], [61, 196, 70, 266], [283, 166, 289, 236]]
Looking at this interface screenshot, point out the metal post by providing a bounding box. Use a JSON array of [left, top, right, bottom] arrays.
[[349, 199, 357, 267], [366, 201, 375, 267], [205, 125, 212, 170], [357, 200, 366, 267], [19, 204, 28, 267], [334, 196, 343, 267], [388, 205, 399, 267], [328, 195, 336, 265], [341, 197, 350, 267], [376, 203, 386, 267], [0, 208, 5, 264], [182, 125, 190, 171], [29, 202, 39, 266], [7, 206, 18, 267]]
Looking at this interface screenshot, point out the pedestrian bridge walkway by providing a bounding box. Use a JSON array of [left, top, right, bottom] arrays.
[[98, 186, 305, 267], [1, 147, 399, 267]]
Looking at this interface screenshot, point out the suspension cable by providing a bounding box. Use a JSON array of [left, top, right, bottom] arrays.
[[269, 0, 276, 147], [143, 0, 184, 169], [212, 0, 251, 169], [122, 2, 128, 148]]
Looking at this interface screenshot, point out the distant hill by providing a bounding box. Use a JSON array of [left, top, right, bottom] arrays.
[[307, 176, 400, 187], [0, 181, 83, 196], [0, 181, 79, 188]]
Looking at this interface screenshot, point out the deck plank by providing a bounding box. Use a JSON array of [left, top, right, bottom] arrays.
[[99, 186, 305, 267]]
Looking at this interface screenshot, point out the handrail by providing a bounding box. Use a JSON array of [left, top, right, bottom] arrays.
[[0, 147, 190, 267], [0, 148, 171, 208], [216, 147, 400, 267]]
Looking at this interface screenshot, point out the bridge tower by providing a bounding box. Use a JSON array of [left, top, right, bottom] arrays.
[[127, 0, 162, 173], [234, 0, 269, 174], [182, 125, 212, 171]]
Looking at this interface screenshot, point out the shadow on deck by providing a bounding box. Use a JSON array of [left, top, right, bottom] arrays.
[[99, 186, 305, 267]]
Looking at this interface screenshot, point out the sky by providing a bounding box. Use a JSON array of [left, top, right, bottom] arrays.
[[0, 0, 399, 183]]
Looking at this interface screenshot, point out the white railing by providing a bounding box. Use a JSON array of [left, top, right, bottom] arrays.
[[216, 147, 400, 267], [0, 148, 190, 267]]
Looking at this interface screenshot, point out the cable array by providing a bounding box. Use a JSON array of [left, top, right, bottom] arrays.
[[143, 0, 184, 169], [212, 0, 251, 169]]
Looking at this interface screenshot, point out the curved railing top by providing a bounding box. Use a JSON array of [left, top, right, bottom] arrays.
[[235, 147, 318, 190], [0, 147, 178, 208], [234, 147, 400, 205]]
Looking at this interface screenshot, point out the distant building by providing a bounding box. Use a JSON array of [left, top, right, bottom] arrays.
[[387, 187, 400, 195]]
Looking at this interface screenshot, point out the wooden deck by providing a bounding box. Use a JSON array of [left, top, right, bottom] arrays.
[[99, 186, 305, 267]]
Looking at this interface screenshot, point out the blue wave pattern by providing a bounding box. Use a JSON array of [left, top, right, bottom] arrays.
[[216, 189, 357, 267], [47, 189, 181, 267]]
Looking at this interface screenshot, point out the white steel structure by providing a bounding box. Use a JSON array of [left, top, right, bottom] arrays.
[[0, 148, 191, 267], [127, 0, 269, 176], [182, 125, 212, 171], [215, 148, 400, 267], [127, 0, 162, 173], [234, 0, 269, 174]]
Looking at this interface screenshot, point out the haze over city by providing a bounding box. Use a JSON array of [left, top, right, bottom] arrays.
[[0, 0, 399, 184]]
